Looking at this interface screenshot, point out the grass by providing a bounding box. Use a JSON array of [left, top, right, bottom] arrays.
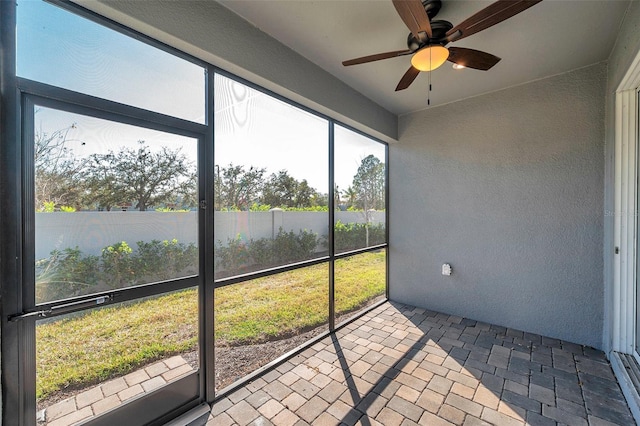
[[214, 263, 330, 344], [36, 250, 385, 400], [36, 291, 199, 399], [215, 250, 386, 344]]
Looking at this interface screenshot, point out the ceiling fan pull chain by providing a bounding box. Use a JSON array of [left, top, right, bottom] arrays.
[[427, 68, 432, 106], [428, 50, 432, 105]]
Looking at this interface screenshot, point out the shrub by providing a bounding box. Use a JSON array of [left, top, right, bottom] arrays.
[[285, 206, 328, 212], [216, 228, 322, 277], [41, 201, 55, 213], [35, 247, 100, 302], [272, 228, 319, 264], [334, 220, 360, 251], [101, 241, 135, 288], [161, 239, 198, 275], [215, 234, 250, 273], [246, 237, 272, 267], [334, 220, 386, 252], [135, 239, 197, 281], [368, 222, 386, 246], [249, 203, 272, 212], [154, 207, 191, 212], [35, 239, 198, 302]]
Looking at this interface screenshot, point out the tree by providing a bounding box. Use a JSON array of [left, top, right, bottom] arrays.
[[311, 192, 328, 209], [214, 164, 266, 210], [34, 122, 86, 211], [83, 141, 195, 211], [294, 180, 315, 208], [334, 184, 342, 209], [213, 165, 326, 210], [261, 170, 327, 209], [261, 170, 298, 208], [341, 185, 357, 210], [178, 172, 199, 209], [353, 155, 385, 212], [81, 152, 122, 211], [353, 155, 385, 246]]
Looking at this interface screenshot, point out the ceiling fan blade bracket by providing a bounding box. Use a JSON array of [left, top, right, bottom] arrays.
[[444, 30, 462, 44]]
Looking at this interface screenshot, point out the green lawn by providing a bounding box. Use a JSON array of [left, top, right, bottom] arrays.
[[36, 250, 385, 400]]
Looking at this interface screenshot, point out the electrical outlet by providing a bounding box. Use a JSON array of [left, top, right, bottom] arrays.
[[442, 263, 452, 276]]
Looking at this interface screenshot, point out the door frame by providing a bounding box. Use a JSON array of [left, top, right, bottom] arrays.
[[610, 44, 640, 424], [13, 83, 209, 426], [612, 48, 640, 355], [0, 0, 214, 418]]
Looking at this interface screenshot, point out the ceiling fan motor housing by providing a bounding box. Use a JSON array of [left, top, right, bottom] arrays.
[[407, 20, 453, 51]]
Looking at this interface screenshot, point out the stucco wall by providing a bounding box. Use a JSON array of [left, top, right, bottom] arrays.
[[391, 63, 606, 348], [603, 1, 640, 354], [75, 0, 397, 144]]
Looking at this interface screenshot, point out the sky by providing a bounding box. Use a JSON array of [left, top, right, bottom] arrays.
[[214, 74, 386, 191], [22, 0, 386, 194], [17, 0, 206, 123]]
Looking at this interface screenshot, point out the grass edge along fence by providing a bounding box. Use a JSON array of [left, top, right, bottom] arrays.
[[36, 250, 386, 400]]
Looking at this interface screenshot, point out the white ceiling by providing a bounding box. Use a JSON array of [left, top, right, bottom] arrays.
[[218, 0, 630, 116]]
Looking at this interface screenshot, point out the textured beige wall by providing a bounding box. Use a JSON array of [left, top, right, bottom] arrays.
[[391, 63, 606, 348]]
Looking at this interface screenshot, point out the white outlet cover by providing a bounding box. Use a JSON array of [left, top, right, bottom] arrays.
[[442, 263, 452, 276]]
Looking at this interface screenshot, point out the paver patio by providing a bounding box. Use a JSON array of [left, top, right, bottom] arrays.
[[38, 355, 194, 426], [37, 301, 638, 425], [208, 302, 636, 425]]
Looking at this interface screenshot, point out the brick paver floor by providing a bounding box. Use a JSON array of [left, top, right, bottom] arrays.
[[39, 355, 194, 426], [208, 302, 636, 425]]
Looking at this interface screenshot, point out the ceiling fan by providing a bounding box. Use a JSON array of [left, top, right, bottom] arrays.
[[342, 0, 542, 91]]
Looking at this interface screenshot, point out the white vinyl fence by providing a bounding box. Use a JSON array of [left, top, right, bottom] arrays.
[[35, 210, 385, 259]]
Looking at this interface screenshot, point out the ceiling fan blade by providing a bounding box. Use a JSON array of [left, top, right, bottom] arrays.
[[447, 47, 501, 71], [392, 0, 432, 40], [446, 0, 542, 41], [395, 66, 420, 91], [342, 49, 412, 66]]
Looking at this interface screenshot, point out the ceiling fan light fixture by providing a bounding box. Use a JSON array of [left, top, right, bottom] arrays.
[[411, 45, 449, 71], [452, 63, 466, 70]]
